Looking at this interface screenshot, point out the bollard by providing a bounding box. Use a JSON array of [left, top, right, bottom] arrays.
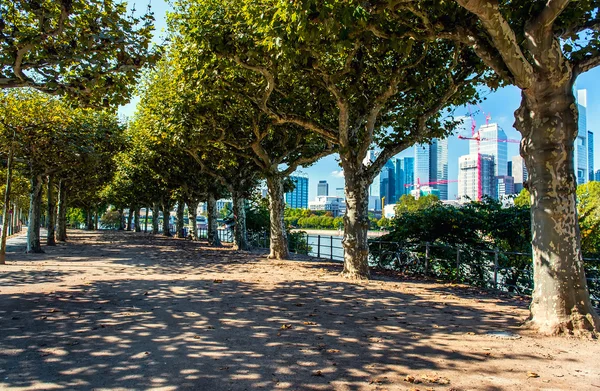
[[330, 236, 333, 260], [317, 235, 321, 258]]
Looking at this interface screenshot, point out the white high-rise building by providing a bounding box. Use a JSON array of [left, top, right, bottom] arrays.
[[458, 154, 496, 202], [512, 155, 528, 193], [414, 144, 430, 184], [469, 123, 508, 177], [575, 89, 589, 184]]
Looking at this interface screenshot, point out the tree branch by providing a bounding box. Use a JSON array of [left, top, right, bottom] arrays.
[[455, 0, 534, 88], [574, 54, 600, 76]]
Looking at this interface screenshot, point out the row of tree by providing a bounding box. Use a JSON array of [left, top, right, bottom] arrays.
[[109, 0, 599, 335]]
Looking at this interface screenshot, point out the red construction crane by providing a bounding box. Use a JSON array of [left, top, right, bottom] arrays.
[[404, 178, 459, 189]]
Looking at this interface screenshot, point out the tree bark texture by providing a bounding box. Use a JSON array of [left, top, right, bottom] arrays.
[[187, 200, 199, 240], [340, 159, 371, 279], [266, 176, 289, 259], [162, 203, 172, 237], [134, 206, 141, 232], [232, 192, 249, 250], [151, 202, 159, 234], [94, 210, 99, 230], [126, 208, 133, 231], [207, 193, 221, 246], [144, 207, 149, 233], [176, 199, 185, 238], [27, 174, 44, 253], [515, 84, 599, 335], [56, 180, 67, 241], [0, 138, 14, 264], [118, 209, 124, 231], [46, 176, 56, 246]]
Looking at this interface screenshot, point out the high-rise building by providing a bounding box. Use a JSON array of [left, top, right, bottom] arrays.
[[395, 157, 414, 199], [364, 150, 380, 206], [433, 138, 449, 200], [414, 138, 448, 200], [596, 170, 600, 182], [497, 176, 515, 198], [470, 123, 508, 177], [512, 155, 528, 193], [335, 188, 345, 198], [575, 89, 589, 184], [458, 154, 496, 201], [317, 180, 329, 196], [285, 174, 309, 209], [588, 130, 594, 182], [507, 161, 512, 177], [379, 160, 396, 205], [414, 144, 430, 184]]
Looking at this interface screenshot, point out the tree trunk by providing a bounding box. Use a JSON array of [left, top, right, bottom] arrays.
[[515, 85, 599, 335], [231, 192, 249, 250], [207, 192, 221, 246], [56, 180, 67, 241], [151, 202, 159, 234], [0, 137, 15, 264], [188, 200, 199, 240], [340, 159, 371, 279], [162, 203, 172, 237], [94, 209, 99, 230], [126, 207, 133, 231], [266, 176, 289, 259], [134, 206, 141, 232], [27, 174, 44, 253], [46, 175, 56, 246], [176, 199, 185, 238], [117, 209, 124, 230], [144, 206, 149, 233]]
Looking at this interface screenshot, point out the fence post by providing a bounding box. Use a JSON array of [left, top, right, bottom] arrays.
[[425, 242, 430, 276], [330, 235, 333, 260], [456, 247, 460, 282], [317, 235, 321, 258], [494, 248, 499, 290]]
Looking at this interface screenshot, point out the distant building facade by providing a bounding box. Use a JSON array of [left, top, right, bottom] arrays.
[[458, 154, 496, 201], [285, 174, 309, 209], [512, 155, 528, 193], [414, 138, 448, 200], [395, 157, 414, 199], [380, 160, 396, 205], [308, 196, 346, 217], [317, 180, 329, 196], [589, 130, 594, 182], [575, 89, 589, 184]]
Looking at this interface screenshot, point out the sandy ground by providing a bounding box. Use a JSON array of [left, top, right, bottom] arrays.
[[0, 231, 598, 391]]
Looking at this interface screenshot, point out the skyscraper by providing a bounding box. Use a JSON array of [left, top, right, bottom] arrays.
[[335, 188, 345, 198], [285, 174, 309, 209], [497, 176, 515, 198], [414, 144, 430, 184], [379, 160, 396, 205], [512, 155, 528, 193], [414, 138, 448, 200], [458, 154, 496, 201], [575, 89, 589, 184], [589, 130, 594, 182], [470, 123, 508, 177], [395, 157, 414, 199], [317, 180, 329, 196], [364, 150, 380, 203]]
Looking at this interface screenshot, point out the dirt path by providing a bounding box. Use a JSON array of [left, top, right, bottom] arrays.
[[0, 231, 598, 391]]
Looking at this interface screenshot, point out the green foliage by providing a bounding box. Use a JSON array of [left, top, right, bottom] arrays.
[[395, 194, 440, 215], [0, 0, 159, 106], [100, 209, 122, 230], [514, 188, 531, 207], [577, 182, 600, 257], [66, 208, 85, 227]]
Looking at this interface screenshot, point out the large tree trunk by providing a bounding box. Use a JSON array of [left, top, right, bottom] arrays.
[[144, 206, 149, 233], [187, 200, 199, 240], [162, 203, 172, 237], [207, 193, 221, 246], [176, 199, 185, 238], [46, 175, 56, 246], [340, 159, 371, 279], [56, 180, 67, 241], [126, 207, 133, 231], [515, 84, 599, 335], [134, 206, 141, 232], [266, 176, 289, 259], [151, 202, 159, 234], [27, 174, 44, 253], [231, 192, 249, 250]]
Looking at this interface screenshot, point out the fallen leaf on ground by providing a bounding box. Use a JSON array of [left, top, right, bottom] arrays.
[[303, 321, 317, 325], [213, 279, 223, 283], [527, 372, 539, 378], [311, 370, 323, 376], [281, 324, 292, 330]]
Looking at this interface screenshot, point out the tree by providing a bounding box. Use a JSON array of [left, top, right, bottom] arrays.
[[514, 188, 531, 208], [577, 182, 600, 257], [370, 0, 600, 335], [0, 0, 159, 106], [170, 0, 486, 278]]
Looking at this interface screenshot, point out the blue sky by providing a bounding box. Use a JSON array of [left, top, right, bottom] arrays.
[[119, 1, 600, 201]]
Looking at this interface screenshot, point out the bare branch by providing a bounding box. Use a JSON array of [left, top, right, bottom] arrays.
[[527, 0, 571, 35]]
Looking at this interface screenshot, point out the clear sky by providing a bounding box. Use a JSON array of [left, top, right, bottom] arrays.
[[119, 0, 600, 201]]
